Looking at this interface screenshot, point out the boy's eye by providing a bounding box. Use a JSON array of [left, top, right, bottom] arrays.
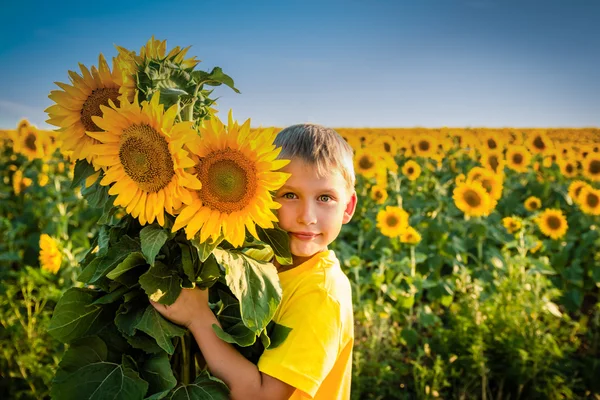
[[282, 193, 296, 199], [318, 195, 332, 202]]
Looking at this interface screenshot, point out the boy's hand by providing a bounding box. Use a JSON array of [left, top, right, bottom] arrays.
[[149, 287, 210, 329]]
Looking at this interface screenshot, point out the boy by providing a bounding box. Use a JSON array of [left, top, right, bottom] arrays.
[[150, 123, 357, 400]]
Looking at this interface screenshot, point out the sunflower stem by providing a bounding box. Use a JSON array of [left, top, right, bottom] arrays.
[[181, 331, 191, 384], [182, 101, 196, 123]]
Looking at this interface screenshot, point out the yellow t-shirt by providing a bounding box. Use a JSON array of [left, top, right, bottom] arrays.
[[258, 250, 354, 400]]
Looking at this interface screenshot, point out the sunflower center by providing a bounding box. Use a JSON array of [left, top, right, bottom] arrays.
[[489, 156, 499, 172], [481, 179, 493, 194], [407, 167, 414, 175], [587, 193, 599, 208], [119, 124, 174, 193], [528, 200, 539, 210], [533, 136, 545, 150], [513, 153, 524, 165], [359, 156, 374, 170], [81, 88, 121, 132], [547, 216, 562, 230], [418, 141, 430, 152], [590, 160, 600, 175], [25, 133, 37, 151], [566, 164, 574, 174], [384, 142, 391, 153], [464, 189, 482, 208], [487, 139, 497, 149], [386, 215, 399, 227], [195, 149, 257, 213], [374, 190, 383, 200]]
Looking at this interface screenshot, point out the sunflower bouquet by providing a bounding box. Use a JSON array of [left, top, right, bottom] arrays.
[[45, 37, 293, 399]]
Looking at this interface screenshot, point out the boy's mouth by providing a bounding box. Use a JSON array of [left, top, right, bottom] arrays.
[[290, 232, 320, 240]]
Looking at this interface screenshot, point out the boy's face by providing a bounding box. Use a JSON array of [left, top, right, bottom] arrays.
[[274, 158, 357, 265]]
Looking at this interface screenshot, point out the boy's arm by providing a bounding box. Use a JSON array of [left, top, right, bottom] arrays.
[[150, 289, 295, 399], [188, 306, 296, 400]]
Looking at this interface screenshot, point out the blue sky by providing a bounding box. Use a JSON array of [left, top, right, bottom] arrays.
[[1, 0, 599, 129]]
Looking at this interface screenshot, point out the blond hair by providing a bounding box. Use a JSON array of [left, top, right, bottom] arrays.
[[274, 124, 355, 192]]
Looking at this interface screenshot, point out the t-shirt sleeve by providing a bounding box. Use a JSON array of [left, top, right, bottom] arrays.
[[257, 289, 342, 398]]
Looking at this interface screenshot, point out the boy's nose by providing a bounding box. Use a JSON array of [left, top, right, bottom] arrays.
[[297, 201, 317, 225]]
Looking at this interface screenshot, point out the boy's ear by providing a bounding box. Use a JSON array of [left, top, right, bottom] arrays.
[[342, 191, 358, 224]]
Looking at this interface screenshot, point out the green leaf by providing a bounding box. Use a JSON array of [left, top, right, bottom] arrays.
[[192, 67, 240, 94], [47, 288, 114, 343], [140, 353, 177, 399], [51, 336, 149, 400], [401, 328, 419, 348], [215, 249, 281, 334], [81, 175, 113, 209], [89, 236, 141, 284], [106, 252, 147, 280], [197, 254, 220, 289], [257, 226, 292, 265], [115, 292, 149, 336], [191, 235, 224, 263], [92, 285, 131, 305], [179, 242, 199, 283], [215, 289, 242, 329], [140, 224, 169, 265], [135, 305, 186, 355], [265, 322, 292, 349], [70, 159, 96, 189], [212, 322, 257, 347], [124, 331, 164, 354], [168, 370, 229, 400], [139, 261, 183, 305]]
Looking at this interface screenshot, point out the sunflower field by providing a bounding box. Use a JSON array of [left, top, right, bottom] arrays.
[[1, 37, 600, 400]]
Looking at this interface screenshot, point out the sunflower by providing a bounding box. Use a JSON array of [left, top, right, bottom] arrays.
[[39, 234, 62, 274], [370, 184, 388, 205], [374, 167, 389, 187], [89, 93, 201, 226], [376, 206, 409, 238], [568, 180, 589, 205], [480, 132, 505, 152], [12, 170, 32, 195], [582, 154, 600, 182], [480, 150, 505, 174], [558, 159, 578, 178], [171, 112, 290, 247], [455, 173, 466, 185], [526, 130, 554, 155], [15, 124, 46, 161], [502, 216, 522, 234], [400, 226, 421, 244], [402, 160, 422, 181], [579, 186, 600, 216], [453, 181, 493, 217], [467, 167, 503, 201], [556, 144, 572, 159], [524, 196, 542, 211], [354, 148, 379, 178], [412, 136, 439, 158], [371, 134, 398, 157], [38, 173, 49, 187], [116, 36, 199, 74], [46, 54, 132, 162], [530, 240, 543, 254], [506, 145, 532, 173], [115, 36, 199, 100], [536, 209, 568, 240]]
